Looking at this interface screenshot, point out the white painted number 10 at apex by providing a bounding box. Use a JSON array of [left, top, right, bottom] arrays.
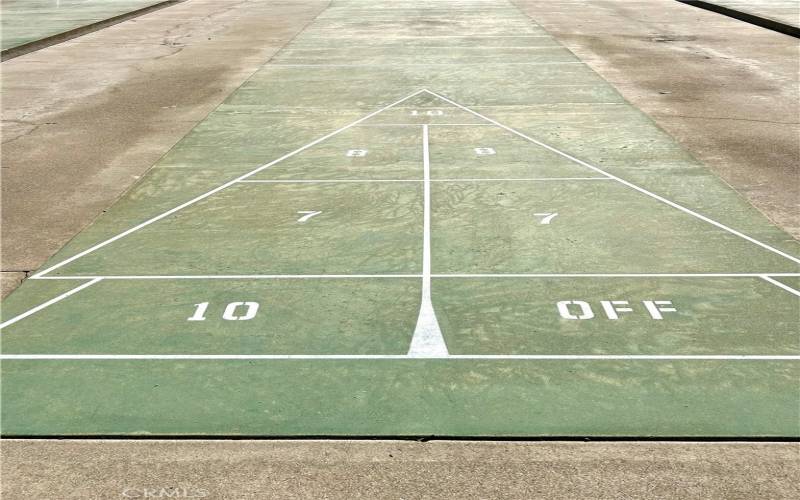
[[188, 302, 260, 321]]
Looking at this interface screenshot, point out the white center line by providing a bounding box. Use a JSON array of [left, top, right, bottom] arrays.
[[408, 124, 449, 357]]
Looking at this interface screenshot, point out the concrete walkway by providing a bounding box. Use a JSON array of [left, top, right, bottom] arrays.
[[3, 440, 799, 499]]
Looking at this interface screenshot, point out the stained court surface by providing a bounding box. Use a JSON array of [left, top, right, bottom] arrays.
[[1, 0, 798, 437]]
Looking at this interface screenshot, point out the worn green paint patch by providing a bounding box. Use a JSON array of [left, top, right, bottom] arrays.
[[250, 126, 423, 180], [272, 46, 578, 65], [51, 182, 423, 276], [428, 126, 606, 179], [433, 277, 800, 355], [1, 279, 420, 355], [432, 180, 799, 273], [2, 360, 798, 436], [289, 35, 562, 49]]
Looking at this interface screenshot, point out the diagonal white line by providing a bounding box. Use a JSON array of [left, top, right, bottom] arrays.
[[0, 278, 103, 330], [761, 276, 800, 297], [422, 89, 800, 266], [31, 90, 427, 279]]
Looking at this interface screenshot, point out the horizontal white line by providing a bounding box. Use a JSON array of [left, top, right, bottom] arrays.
[[29, 273, 800, 281], [32, 275, 421, 280], [238, 179, 422, 183], [292, 35, 552, 39], [1, 354, 797, 361], [431, 178, 611, 182], [237, 178, 611, 184], [285, 47, 562, 51], [269, 62, 584, 67], [434, 273, 800, 278], [355, 123, 492, 126]]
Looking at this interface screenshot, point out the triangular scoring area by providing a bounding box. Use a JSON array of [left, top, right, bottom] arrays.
[[359, 92, 486, 125], [38, 89, 798, 278]]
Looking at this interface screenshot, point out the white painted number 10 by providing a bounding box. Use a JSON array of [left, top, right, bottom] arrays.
[[188, 302, 260, 321], [411, 110, 444, 116]]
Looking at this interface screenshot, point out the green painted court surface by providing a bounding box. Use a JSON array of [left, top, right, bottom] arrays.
[[2, 0, 799, 437]]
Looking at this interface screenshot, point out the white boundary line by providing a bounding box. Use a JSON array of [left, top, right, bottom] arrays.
[[31, 275, 421, 280], [761, 276, 800, 297], [1, 354, 797, 361], [291, 36, 553, 39], [423, 89, 800, 266], [31, 90, 426, 279], [0, 278, 102, 330], [269, 63, 585, 67], [285, 47, 565, 51], [239, 179, 422, 184], [237, 178, 611, 183], [356, 123, 492, 127], [434, 273, 800, 278], [435, 178, 610, 182], [29, 273, 800, 280]]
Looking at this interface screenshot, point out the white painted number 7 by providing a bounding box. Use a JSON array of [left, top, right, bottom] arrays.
[[534, 212, 558, 225], [297, 211, 322, 223]]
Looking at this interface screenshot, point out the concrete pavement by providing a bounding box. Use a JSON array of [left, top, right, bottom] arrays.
[[2, 439, 799, 499]]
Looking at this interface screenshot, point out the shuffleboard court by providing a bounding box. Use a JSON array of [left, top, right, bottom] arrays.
[[1, 0, 799, 437]]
